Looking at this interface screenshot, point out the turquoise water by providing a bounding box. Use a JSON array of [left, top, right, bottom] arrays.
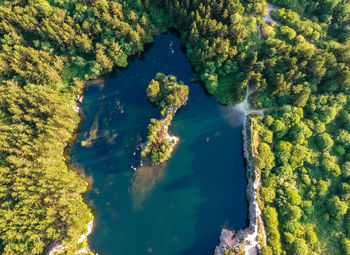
[[70, 33, 247, 255]]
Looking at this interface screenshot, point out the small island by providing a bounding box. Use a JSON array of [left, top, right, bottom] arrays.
[[141, 73, 189, 165]]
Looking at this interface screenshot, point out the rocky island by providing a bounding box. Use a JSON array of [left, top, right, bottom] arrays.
[[141, 73, 189, 165]]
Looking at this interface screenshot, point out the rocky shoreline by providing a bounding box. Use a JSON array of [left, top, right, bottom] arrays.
[[48, 78, 103, 255], [47, 220, 94, 255], [213, 3, 292, 253], [140, 97, 187, 165], [214, 117, 266, 255], [160, 95, 188, 147]]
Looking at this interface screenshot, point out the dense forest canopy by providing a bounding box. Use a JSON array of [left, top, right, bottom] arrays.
[[246, 1, 350, 255], [268, 0, 350, 43], [0, 0, 349, 254]]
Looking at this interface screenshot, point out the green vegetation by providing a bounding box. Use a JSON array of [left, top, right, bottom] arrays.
[[0, 0, 349, 254], [0, 0, 166, 254], [0, 83, 93, 254], [248, 2, 350, 253], [157, 0, 262, 104], [147, 73, 189, 115], [141, 118, 176, 165], [269, 0, 350, 43], [142, 73, 189, 164], [270, 8, 326, 44]]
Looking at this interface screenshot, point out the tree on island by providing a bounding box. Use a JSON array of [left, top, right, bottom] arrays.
[[146, 73, 189, 115], [141, 73, 189, 165]]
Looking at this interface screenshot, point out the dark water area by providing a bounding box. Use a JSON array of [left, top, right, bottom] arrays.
[[70, 33, 247, 255]]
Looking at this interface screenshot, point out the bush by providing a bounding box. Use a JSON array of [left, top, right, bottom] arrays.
[[306, 231, 317, 245], [292, 238, 309, 255]]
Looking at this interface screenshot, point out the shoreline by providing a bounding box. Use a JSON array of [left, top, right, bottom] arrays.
[[53, 72, 187, 254], [213, 3, 287, 253], [47, 220, 95, 255], [141, 90, 188, 165], [158, 96, 189, 156], [159, 96, 188, 152], [55, 21, 265, 253], [47, 77, 104, 255], [214, 116, 266, 255]]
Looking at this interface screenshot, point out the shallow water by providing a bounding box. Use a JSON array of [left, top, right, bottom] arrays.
[[70, 33, 247, 255]]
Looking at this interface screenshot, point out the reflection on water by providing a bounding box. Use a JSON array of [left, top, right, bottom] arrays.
[[220, 104, 246, 127], [70, 33, 247, 255], [220, 85, 251, 127], [131, 164, 166, 210]]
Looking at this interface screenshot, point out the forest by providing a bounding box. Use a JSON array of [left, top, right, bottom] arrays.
[[248, 1, 350, 255], [0, 0, 349, 254]]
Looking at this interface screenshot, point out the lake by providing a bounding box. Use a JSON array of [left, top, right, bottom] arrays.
[[70, 32, 247, 255]]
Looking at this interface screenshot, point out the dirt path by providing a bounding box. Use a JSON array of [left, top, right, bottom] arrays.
[[249, 107, 275, 118], [262, 2, 318, 49], [215, 2, 321, 254], [263, 2, 282, 26]]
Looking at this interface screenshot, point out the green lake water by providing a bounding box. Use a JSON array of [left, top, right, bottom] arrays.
[[70, 33, 247, 255]]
